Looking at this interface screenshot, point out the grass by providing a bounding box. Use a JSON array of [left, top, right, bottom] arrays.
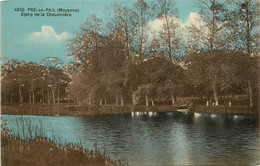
[[189, 105, 257, 114], [2, 96, 258, 116], [1, 104, 180, 116], [1, 117, 128, 166]]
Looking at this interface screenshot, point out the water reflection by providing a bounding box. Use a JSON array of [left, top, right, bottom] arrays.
[[2, 112, 259, 166]]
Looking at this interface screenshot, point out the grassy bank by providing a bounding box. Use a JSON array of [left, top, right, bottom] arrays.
[[1, 103, 258, 116], [1, 117, 127, 166], [1, 128, 126, 166], [1, 104, 179, 116], [188, 105, 258, 114]]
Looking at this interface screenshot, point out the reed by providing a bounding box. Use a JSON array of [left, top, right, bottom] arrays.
[[1, 117, 128, 166]]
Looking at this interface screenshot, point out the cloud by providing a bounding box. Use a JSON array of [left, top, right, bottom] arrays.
[[146, 12, 208, 48], [148, 12, 205, 31], [30, 26, 69, 42], [186, 12, 201, 24], [185, 12, 207, 27], [148, 16, 183, 40], [148, 16, 183, 32], [148, 18, 164, 32]]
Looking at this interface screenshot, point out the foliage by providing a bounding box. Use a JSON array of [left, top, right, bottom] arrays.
[[185, 49, 259, 106], [1, 60, 69, 104], [2, 0, 259, 108]]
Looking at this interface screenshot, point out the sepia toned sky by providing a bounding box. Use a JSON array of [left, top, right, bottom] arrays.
[[1, 0, 198, 65]]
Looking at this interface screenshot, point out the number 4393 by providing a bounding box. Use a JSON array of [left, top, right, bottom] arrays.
[[15, 8, 25, 12]]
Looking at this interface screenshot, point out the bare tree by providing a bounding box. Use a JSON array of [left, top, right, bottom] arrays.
[[227, 0, 259, 107], [189, 0, 229, 51], [107, 3, 138, 56], [133, 0, 150, 60], [152, 0, 181, 59], [227, 0, 259, 54]]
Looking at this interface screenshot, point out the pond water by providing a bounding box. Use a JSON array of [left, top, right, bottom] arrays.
[[2, 112, 259, 166]]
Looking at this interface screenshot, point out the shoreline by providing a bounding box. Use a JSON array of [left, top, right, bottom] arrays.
[[188, 105, 258, 115], [1, 130, 125, 166], [1, 104, 259, 116]]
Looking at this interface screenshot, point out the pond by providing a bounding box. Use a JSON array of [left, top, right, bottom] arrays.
[[2, 112, 259, 166]]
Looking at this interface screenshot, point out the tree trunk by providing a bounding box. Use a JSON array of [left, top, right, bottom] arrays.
[[116, 97, 118, 106], [232, 94, 235, 103], [105, 98, 107, 106], [41, 86, 45, 103], [132, 97, 136, 106], [99, 98, 102, 106], [124, 23, 130, 56], [145, 94, 148, 106], [212, 83, 219, 106], [210, 8, 215, 50], [248, 81, 253, 107], [165, 15, 172, 58], [31, 81, 35, 104], [19, 85, 23, 104], [207, 95, 210, 102], [132, 90, 136, 105], [32, 91, 35, 104], [57, 85, 60, 104], [245, 3, 251, 54], [52, 90, 55, 103], [29, 91, 32, 103], [47, 88, 50, 103], [139, 6, 144, 61], [171, 94, 175, 106], [120, 94, 124, 106], [11, 92, 13, 104], [151, 98, 154, 106]]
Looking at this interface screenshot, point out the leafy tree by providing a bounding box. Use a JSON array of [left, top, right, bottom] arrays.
[[1, 73, 16, 104], [38, 65, 48, 103], [1, 58, 69, 105], [122, 55, 143, 105], [185, 49, 259, 106], [1, 59, 19, 104], [67, 15, 106, 63], [133, 55, 185, 106], [41, 57, 65, 103], [27, 62, 41, 104], [225, 50, 259, 107], [227, 0, 259, 107], [11, 62, 28, 104], [185, 50, 228, 106], [67, 31, 128, 105]]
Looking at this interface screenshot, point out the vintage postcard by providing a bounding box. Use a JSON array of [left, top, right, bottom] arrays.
[[1, 0, 259, 165]]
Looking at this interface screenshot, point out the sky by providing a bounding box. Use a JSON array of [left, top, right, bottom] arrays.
[[1, 0, 199, 65]]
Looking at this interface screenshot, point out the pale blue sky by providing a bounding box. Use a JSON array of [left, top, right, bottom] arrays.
[[2, 0, 197, 65]]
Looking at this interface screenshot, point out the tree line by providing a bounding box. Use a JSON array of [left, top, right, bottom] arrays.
[[1, 58, 70, 104], [1, 0, 259, 107]]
